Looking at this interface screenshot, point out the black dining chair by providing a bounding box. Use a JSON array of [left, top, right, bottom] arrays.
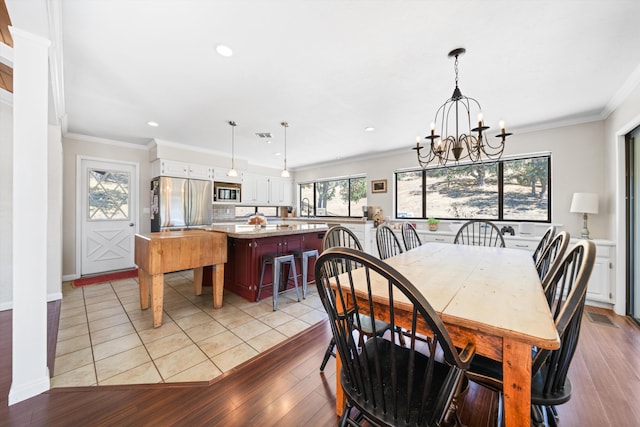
[[464, 240, 596, 427], [318, 225, 393, 372], [532, 225, 556, 265], [402, 222, 422, 251], [535, 231, 570, 287], [453, 220, 506, 248], [315, 247, 475, 427], [376, 224, 404, 260]]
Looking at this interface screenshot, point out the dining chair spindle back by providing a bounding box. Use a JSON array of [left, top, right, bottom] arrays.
[[315, 247, 475, 427], [454, 220, 506, 248]]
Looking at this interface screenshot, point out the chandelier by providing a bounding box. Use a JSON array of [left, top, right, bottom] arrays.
[[413, 48, 511, 168]]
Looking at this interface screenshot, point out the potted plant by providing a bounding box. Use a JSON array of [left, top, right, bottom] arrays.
[[427, 217, 440, 231]]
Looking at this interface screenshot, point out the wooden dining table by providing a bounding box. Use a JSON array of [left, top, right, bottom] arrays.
[[331, 242, 560, 427]]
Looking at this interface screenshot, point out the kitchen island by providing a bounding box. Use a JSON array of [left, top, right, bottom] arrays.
[[135, 229, 227, 327], [203, 223, 329, 302]]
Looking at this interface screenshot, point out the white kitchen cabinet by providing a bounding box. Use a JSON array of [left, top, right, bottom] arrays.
[[241, 173, 292, 206], [242, 173, 269, 204], [270, 177, 293, 206], [340, 223, 373, 255], [213, 167, 242, 184], [151, 159, 212, 180], [419, 231, 455, 244], [586, 240, 615, 304], [188, 163, 213, 180]]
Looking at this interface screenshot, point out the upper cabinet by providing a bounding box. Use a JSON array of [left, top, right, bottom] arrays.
[[151, 159, 213, 180], [213, 167, 242, 184], [242, 173, 270, 204], [270, 177, 293, 206], [242, 173, 292, 206]]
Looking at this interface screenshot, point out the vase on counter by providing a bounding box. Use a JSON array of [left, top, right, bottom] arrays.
[[428, 223, 438, 232]]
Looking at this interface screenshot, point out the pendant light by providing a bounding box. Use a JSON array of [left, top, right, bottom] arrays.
[[281, 121, 290, 177], [228, 121, 238, 177]]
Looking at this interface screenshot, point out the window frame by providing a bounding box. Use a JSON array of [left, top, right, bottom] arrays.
[[395, 154, 551, 223]]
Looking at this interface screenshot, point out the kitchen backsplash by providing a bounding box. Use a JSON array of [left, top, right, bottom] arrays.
[[213, 205, 235, 220]]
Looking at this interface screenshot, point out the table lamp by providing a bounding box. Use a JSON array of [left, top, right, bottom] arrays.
[[570, 192, 598, 239]]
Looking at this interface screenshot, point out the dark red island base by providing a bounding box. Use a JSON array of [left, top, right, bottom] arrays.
[[202, 224, 327, 302]]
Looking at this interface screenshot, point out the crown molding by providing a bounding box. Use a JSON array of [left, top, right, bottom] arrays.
[[64, 132, 149, 151]]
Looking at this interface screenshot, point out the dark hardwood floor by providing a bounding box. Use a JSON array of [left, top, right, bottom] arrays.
[[1, 305, 639, 426]]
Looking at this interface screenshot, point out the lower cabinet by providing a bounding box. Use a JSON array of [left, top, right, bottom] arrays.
[[222, 232, 324, 302]]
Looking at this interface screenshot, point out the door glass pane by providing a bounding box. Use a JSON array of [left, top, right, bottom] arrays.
[[88, 169, 130, 220]]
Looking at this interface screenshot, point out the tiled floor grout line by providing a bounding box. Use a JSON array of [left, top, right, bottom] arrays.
[[53, 271, 327, 388]]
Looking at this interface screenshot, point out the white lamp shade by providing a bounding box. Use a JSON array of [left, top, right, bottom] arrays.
[[570, 192, 599, 214]]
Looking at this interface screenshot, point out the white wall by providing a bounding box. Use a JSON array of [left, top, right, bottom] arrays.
[[294, 120, 610, 239]]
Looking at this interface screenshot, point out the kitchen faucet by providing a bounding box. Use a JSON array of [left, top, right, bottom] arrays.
[[302, 197, 311, 218]]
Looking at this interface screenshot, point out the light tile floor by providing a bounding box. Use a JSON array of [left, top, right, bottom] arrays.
[[51, 270, 328, 388]]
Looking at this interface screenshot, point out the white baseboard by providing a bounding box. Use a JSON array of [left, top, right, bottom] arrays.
[[0, 301, 12, 312], [8, 371, 50, 405], [62, 273, 79, 282]]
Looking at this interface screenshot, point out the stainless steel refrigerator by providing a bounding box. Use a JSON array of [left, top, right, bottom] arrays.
[[150, 176, 212, 232]]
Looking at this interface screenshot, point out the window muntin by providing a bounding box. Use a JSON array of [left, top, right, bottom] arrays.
[[87, 169, 130, 221], [395, 155, 551, 222]]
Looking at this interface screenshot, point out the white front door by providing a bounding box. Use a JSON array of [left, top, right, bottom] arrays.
[[80, 159, 137, 275]]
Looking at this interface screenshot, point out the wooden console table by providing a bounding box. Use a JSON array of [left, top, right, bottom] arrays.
[[134, 230, 227, 328]]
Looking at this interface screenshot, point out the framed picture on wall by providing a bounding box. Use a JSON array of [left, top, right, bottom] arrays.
[[371, 179, 387, 193]]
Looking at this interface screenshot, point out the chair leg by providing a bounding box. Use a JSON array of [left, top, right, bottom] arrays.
[[257, 259, 268, 302], [320, 337, 336, 371], [301, 254, 308, 299], [272, 261, 280, 311], [289, 260, 300, 302], [339, 401, 353, 427]]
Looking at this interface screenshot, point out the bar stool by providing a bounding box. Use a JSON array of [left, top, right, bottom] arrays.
[[257, 253, 300, 311], [291, 248, 319, 299]]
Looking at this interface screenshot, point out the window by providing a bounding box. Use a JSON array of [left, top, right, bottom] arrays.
[[395, 155, 550, 222], [235, 206, 279, 218], [299, 176, 367, 217]]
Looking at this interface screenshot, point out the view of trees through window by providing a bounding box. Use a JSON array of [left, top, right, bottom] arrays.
[[299, 176, 367, 217], [396, 155, 550, 221]]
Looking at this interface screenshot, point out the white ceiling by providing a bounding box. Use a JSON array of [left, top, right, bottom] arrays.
[[8, 0, 640, 170]]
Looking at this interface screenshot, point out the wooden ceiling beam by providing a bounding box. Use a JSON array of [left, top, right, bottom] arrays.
[[0, 0, 13, 93]]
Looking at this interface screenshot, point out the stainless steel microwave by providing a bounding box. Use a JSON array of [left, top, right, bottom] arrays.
[[214, 183, 241, 203]]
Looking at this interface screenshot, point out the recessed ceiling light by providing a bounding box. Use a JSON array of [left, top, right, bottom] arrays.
[[365, 126, 375, 132], [275, 152, 281, 156], [215, 44, 233, 57], [147, 121, 159, 127]]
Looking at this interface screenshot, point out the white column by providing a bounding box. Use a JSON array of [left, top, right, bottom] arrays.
[[8, 27, 51, 405]]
